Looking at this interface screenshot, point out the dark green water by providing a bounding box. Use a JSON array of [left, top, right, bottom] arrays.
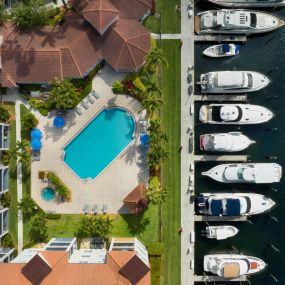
[[194, 4, 285, 284]]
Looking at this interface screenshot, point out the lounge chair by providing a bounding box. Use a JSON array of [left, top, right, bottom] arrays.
[[102, 204, 107, 214], [75, 107, 83, 116], [91, 90, 100, 99], [86, 94, 95, 104], [83, 205, 89, 215], [93, 205, 98, 215], [81, 100, 89, 109]]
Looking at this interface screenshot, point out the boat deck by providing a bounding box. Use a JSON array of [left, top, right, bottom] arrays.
[[194, 94, 247, 102], [194, 275, 247, 282], [194, 155, 248, 162], [194, 16, 200, 33], [194, 215, 248, 222], [194, 35, 247, 42]]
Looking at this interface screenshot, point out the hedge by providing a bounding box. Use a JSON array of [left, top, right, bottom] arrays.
[[47, 172, 71, 201], [45, 213, 61, 220]]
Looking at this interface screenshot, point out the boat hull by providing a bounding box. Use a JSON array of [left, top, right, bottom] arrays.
[[207, 0, 285, 8]]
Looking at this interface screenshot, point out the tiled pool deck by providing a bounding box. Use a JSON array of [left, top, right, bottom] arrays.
[[31, 66, 148, 214]]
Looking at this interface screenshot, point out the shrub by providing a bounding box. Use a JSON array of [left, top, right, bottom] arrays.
[[18, 195, 39, 218], [112, 80, 124, 94], [1, 233, 14, 248], [133, 77, 146, 93], [45, 213, 61, 220], [147, 242, 165, 256], [1, 150, 11, 166], [47, 172, 71, 201], [29, 215, 48, 243], [0, 192, 11, 208], [22, 112, 39, 131], [38, 171, 45, 180], [0, 106, 10, 122], [149, 256, 161, 285]]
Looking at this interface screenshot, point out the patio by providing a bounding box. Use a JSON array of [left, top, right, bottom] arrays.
[[31, 66, 148, 214]]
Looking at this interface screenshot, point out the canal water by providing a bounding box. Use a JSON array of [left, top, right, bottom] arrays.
[[194, 4, 285, 284]]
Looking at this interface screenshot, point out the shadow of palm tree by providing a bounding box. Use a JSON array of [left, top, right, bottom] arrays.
[[120, 212, 150, 236]]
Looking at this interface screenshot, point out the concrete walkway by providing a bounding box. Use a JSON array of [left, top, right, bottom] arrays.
[[151, 33, 181, 40], [180, 1, 195, 285]]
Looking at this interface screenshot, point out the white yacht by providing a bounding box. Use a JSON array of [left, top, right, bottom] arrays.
[[198, 71, 270, 93], [195, 193, 276, 216], [199, 104, 274, 124], [196, 9, 284, 34], [202, 163, 282, 183], [207, 0, 285, 8], [200, 132, 255, 152], [203, 225, 239, 240], [203, 44, 240, 58], [204, 254, 267, 278]]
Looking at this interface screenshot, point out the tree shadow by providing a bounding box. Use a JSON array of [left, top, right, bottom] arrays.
[[120, 212, 150, 236]]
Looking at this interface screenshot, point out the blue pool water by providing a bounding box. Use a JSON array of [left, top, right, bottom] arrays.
[[41, 188, 55, 201], [63, 107, 135, 179]]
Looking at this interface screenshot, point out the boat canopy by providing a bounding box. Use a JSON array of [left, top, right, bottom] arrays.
[[211, 199, 241, 216], [214, 72, 244, 87], [222, 44, 230, 53], [220, 106, 240, 121], [235, 45, 240, 54]]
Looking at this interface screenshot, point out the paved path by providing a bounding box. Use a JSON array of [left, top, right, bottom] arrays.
[[180, 1, 195, 285], [151, 33, 181, 39]]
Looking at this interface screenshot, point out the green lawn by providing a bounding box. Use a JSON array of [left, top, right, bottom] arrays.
[[144, 0, 181, 33], [160, 40, 181, 285], [6, 103, 18, 248]]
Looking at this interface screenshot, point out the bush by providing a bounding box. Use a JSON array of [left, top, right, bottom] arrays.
[[38, 171, 45, 180], [18, 195, 39, 218], [29, 215, 48, 243], [1, 150, 11, 166], [22, 112, 39, 131], [112, 80, 124, 94], [1, 233, 14, 248], [147, 242, 165, 256], [47, 172, 71, 201], [0, 106, 10, 122], [0, 192, 11, 208], [149, 256, 161, 285], [45, 213, 61, 220]]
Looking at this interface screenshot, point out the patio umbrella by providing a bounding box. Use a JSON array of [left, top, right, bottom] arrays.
[[140, 134, 149, 147], [31, 139, 42, 151], [31, 128, 42, 140], [53, 116, 65, 128]]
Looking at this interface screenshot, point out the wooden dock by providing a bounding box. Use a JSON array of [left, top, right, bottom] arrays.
[[194, 155, 248, 162], [194, 94, 247, 102], [194, 215, 247, 222], [194, 275, 247, 282], [194, 34, 247, 43]]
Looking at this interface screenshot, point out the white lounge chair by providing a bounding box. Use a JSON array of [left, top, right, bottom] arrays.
[[75, 107, 83, 116], [81, 100, 89, 109], [86, 94, 95, 104], [91, 90, 100, 99]]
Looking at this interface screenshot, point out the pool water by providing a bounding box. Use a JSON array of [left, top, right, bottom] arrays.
[[41, 188, 55, 201], [63, 107, 135, 179]]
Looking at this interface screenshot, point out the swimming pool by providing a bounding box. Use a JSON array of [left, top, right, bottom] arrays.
[[63, 107, 136, 179], [41, 188, 56, 201]]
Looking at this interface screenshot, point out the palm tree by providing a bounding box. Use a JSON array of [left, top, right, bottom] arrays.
[[145, 48, 168, 74], [141, 94, 164, 118], [16, 140, 29, 152], [62, 0, 68, 11], [145, 79, 162, 96], [18, 151, 30, 167]]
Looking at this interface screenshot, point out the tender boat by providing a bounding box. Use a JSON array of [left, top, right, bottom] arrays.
[[202, 225, 239, 240], [195, 193, 276, 216], [198, 71, 270, 93], [203, 44, 240, 58], [207, 0, 285, 8], [202, 163, 282, 183], [199, 104, 274, 124], [204, 254, 267, 278], [200, 132, 255, 152], [195, 9, 284, 35]]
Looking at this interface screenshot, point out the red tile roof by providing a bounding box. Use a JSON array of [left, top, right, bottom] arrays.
[[123, 183, 146, 204]]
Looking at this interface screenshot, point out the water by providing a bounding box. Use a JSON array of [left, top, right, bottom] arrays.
[[63, 107, 135, 179], [194, 5, 285, 284], [41, 187, 56, 201]]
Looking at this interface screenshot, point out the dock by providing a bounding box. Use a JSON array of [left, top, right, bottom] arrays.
[[194, 34, 247, 43], [194, 215, 248, 222], [194, 94, 247, 102], [194, 275, 247, 282], [194, 155, 248, 162]]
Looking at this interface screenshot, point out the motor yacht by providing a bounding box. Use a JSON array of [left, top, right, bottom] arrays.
[[202, 225, 239, 240], [198, 71, 270, 93], [199, 104, 274, 124], [207, 0, 285, 8], [203, 44, 240, 57], [195, 193, 276, 216], [204, 254, 267, 278], [202, 163, 282, 183], [200, 132, 255, 152], [196, 9, 284, 34]]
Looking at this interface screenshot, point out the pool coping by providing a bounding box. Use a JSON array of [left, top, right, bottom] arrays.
[[61, 105, 138, 181]]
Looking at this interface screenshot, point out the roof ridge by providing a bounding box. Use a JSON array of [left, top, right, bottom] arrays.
[[60, 48, 82, 76], [127, 36, 150, 53], [125, 42, 137, 69]]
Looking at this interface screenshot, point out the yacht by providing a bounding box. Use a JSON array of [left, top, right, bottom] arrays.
[[202, 163, 282, 183], [207, 0, 285, 8], [200, 132, 255, 152], [198, 71, 270, 93], [204, 254, 267, 278], [195, 193, 276, 216], [196, 9, 284, 34], [202, 225, 239, 240], [199, 104, 274, 124], [203, 44, 240, 57]]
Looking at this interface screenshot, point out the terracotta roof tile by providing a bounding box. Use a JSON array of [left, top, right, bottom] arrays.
[[60, 48, 80, 78], [123, 183, 146, 204]]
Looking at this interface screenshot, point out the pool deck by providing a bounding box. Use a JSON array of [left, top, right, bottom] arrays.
[[31, 66, 148, 214]]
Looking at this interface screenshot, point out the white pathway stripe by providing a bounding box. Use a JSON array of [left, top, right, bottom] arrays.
[[151, 33, 182, 39], [180, 1, 195, 285]]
